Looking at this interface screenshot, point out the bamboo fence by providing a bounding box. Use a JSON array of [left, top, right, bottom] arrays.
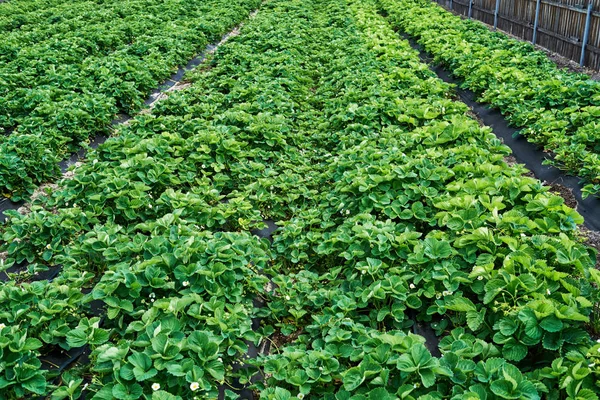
[[434, 0, 600, 70]]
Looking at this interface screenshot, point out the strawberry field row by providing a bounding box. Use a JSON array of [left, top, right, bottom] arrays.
[[0, 0, 260, 201], [0, 0, 599, 398], [378, 0, 600, 199]]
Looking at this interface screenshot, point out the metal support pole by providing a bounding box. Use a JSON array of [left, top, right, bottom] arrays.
[[493, 0, 500, 30], [468, 0, 473, 18], [450, 0, 453, 10], [580, 2, 593, 66], [532, 0, 541, 45]]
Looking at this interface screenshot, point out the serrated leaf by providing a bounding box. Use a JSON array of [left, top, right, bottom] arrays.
[[423, 237, 453, 259], [490, 379, 519, 399], [66, 329, 88, 348], [467, 309, 485, 331], [539, 315, 563, 333], [503, 342, 527, 362], [446, 297, 477, 312], [343, 367, 365, 391]]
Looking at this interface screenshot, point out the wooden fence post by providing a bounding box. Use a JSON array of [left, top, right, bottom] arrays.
[[493, 0, 500, 30], [580, 1, 593, 66], [532, 0, 541, 45]]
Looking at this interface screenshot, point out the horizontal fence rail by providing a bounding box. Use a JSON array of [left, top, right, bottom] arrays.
[[434, 0, 600, 71]]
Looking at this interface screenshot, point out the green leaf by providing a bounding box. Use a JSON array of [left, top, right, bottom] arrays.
[[490, 379, 520, 399], [23, 338, 43, 351], [423, 237, 453, 259], [542, 332, 564, 351], [66, 329, 88, 348], [503, 342, 527, 362], [419, 368, 437, 388], [483, 280, 505, 304], [467, 309, 485, 331], [206, 359, 225, 381], [91, 385, 114, 400], [406, 294, 423, 309], [446, 297, 476, 312], [539, 315, 563, 333], [152, 390, 182, 400], [129, 352, 152, 371], [22, 374, 46, 395], [367, 388, 395, 400], [343, 367, 365, 391], [498, 318, 518, 336], [112, 383, 143, 400], [187, 331, 219, 359], [572, 389, 598, 400], [90, 328, 110, 345]]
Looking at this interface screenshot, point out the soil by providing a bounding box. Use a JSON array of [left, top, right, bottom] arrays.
[[504, 155, 535, 178], [548, 181, 578, 209], [580, 226, 600, 267], [138, 19, 249, 115], [545, 51, 600, 80], [15, 163, 81, 216], [271, 328, 303, 349]]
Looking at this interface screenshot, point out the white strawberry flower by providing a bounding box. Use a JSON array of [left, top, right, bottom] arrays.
[[152, 383, 160, 391], [409, 283, 416, 289], [190, 382, 200, 391], [182, 281, 189, 287], [0, 323, 5, 329]]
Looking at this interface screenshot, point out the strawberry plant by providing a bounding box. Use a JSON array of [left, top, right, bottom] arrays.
[[0, 0, 261, 200], [0, 0, 599, 398], [378, 0, 600, 199]]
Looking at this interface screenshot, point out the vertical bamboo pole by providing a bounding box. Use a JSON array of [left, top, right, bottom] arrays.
[[532, 0, 541, 45], [580, 2, 593, 66], [494, 0, 500, 30]]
